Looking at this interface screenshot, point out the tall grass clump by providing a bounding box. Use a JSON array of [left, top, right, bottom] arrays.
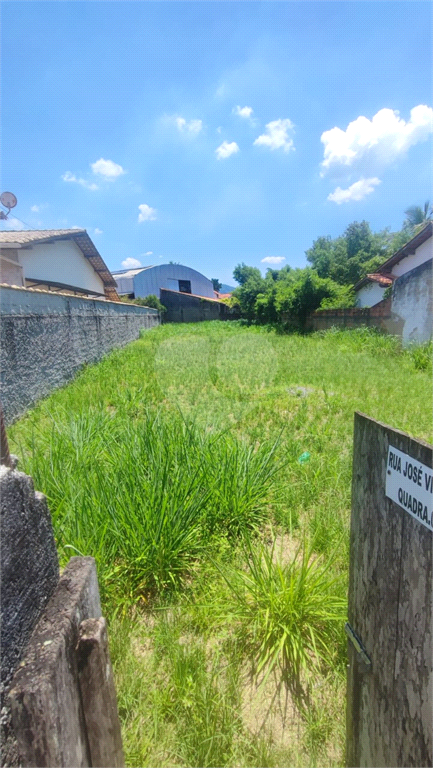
[[17, 407, 283, 608], [406, 339, 432, 371], [218, 535, 347, 700]]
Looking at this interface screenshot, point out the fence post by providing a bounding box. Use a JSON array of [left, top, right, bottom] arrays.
[[346, 412, 432, 767]]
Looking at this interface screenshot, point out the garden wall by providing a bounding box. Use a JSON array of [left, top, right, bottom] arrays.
[[160, 287, 232, 323], [0, 285, 160, 424], [304, 297, 392, 334], [306, 259, 432, 346]]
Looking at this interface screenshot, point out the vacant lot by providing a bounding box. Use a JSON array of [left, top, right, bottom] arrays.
[[9, 322, 432, 767]]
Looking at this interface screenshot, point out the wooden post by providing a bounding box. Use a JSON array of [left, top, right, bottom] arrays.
[[76, 618, 125, 768], [346, 412, 432, 767], [8, 558, 102, 767]]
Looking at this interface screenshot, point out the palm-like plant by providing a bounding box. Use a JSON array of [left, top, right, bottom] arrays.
[[404, 201, 432, 230]]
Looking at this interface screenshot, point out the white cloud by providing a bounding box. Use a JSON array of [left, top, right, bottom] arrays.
[[138, 204, 157, 222], [254, 119, 295, 153], [144, 251, 153, 256], [321, 105, 433, 177], [91, 158, 126, 178], [327, 177, 381, 204], [31, 205, 40, 212], [215, 141, 239, 160], [121, 257, 142, 269], [234, 105, 253, 119], [94, 228, 103, 235], [175, 116, 203, 135], [216, 126, 222, 134], [62, 172, 99, 190], [261, 256, 286, 264]]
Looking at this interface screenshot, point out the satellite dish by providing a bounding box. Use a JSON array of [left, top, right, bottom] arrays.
[[0, 192, 17, 210]]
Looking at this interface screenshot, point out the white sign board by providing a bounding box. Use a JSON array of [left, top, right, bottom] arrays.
[[386, 446, 433, 532]]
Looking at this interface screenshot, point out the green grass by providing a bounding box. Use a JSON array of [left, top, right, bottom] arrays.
[[8, 321, 432, 767]]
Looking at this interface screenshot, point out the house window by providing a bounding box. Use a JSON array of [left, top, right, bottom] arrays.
[[178, 280, 191, 294]]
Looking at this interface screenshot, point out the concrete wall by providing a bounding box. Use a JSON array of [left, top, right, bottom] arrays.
[[0, 465, 59, 693], [17, 240, 106, 295], [0, 285, 160, 424], [390, 258, 432, 345], [308, 260, 432, 346], [160, 288, 232, 323], [0, 463, 59, 767], [133, 264, 216, 299]]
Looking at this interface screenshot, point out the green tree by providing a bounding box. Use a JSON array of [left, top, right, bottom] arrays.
[[403, 202, 431, 230], [275, 269, 344, 323], [232, 264, 267, 322], [305, 236, 334, 278], [233, 263, 263, 285], [211, 278, 222, 293]]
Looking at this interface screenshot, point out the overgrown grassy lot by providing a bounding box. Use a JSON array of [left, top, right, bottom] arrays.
[[9, 322, 432, 767]]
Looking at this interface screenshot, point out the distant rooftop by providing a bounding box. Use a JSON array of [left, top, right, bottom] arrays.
[[111, 266, 154, 279]]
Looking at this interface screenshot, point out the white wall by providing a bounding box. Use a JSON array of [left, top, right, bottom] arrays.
[[391, 237, 432, 277], [356, 281, 386, 308], [18, 239, 105, 295]]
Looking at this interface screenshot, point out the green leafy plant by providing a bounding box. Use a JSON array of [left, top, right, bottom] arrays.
[[218, 535, 347, 698]]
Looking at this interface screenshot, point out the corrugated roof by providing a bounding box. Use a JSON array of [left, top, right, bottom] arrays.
[[0, 229, 120, 301], [112, 266, 154, 279]]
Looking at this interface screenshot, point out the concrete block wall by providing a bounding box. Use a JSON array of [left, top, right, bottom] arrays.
[[160, 288, 232, 323], [305, 298, 392, 333], [0, 463, 59, 766], [0, 285, 160, 423]]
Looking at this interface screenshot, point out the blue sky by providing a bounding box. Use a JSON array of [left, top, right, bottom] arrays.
[[1, 1, 432, 286]]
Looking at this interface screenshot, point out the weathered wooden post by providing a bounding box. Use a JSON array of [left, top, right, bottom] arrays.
[[346, 412, 432, 767]]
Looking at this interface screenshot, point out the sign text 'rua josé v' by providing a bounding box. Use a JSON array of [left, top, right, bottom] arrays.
[[386, 445, 433, 531]]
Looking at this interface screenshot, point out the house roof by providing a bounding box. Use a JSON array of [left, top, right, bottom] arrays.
[[0, 229, 119, 301], [375, 221, 432, 274], [354, 273, 395, 291], [353, 221, 432, 292]]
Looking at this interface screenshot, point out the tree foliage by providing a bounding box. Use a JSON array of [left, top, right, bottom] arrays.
[[403, 201, 431, 230], [231, 208, 417, 326]]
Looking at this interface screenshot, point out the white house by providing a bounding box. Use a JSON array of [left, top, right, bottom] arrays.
[[354, 222, 432, 308], [0, 229, 119, 301], [112, 263, 216, 300]]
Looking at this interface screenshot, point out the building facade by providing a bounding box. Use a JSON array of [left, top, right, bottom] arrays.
[[0, 230, 119, 301], [112, 263, 216, 300]]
